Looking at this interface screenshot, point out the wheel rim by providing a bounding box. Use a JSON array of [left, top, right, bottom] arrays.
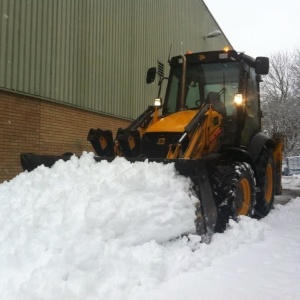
[[265, 163, 273, 204], [237, 178, 251, 215]]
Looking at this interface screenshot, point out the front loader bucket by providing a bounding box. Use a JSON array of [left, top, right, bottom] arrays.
[[170, 158, 218, 236], [98, 156, 218, 237], [20, 153, 73, 172], [20, 153, 217, 237]]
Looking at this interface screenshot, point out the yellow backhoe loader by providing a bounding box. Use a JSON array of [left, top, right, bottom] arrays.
[[21, 50, 283, 236]]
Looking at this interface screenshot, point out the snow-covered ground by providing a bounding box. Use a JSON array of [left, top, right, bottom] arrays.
[[0, 152, 300, 300]]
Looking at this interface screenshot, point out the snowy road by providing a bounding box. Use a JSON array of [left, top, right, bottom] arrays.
[[275, 188, 300, 205]]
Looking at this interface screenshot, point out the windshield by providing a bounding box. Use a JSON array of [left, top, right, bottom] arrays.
[[163, 62, 240, 116]]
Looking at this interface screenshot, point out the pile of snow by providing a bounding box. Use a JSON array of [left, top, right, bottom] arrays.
[[0, 153, 196, 299], [0, 153, 300, 299]]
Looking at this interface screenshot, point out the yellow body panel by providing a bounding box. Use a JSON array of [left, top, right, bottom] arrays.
[[146, 110, 199, 133]]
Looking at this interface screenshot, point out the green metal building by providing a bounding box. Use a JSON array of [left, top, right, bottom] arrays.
[[0, 0, 231, 118]]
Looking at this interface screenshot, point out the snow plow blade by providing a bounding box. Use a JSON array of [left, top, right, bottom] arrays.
[[20, 153, 73, 172], [20, 153, 217, 237]]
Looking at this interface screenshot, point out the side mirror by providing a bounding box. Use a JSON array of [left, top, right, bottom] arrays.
[[146, 67, 157, 84], [255, 57, 269, 75]]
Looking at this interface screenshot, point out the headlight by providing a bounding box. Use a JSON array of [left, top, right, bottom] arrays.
[[234, 94, 243, 106], [154, 98, 162, 107]]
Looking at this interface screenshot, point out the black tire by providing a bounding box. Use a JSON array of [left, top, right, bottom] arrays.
[[211, 161, 256, 233], [255, 147, 275, 218]]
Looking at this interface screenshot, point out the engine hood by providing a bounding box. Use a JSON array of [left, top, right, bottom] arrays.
[[146, 110, 198, 133]]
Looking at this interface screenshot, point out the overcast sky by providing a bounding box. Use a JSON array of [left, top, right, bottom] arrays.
[[204, 0, 300, 58]]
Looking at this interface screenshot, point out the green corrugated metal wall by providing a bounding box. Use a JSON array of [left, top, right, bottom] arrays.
[[0, 0, 231, 119]]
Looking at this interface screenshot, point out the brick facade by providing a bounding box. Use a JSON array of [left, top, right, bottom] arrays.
[[0, 90, 130, 183]]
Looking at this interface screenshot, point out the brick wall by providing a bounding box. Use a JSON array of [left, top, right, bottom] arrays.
[[0, 90, 130, 183]]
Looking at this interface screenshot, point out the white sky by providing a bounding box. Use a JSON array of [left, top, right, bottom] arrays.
[[204, 0, 300, 58]]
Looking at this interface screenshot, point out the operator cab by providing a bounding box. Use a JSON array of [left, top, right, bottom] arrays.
[[165, 51, 240, 116], [147, 50, 269, 147]]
